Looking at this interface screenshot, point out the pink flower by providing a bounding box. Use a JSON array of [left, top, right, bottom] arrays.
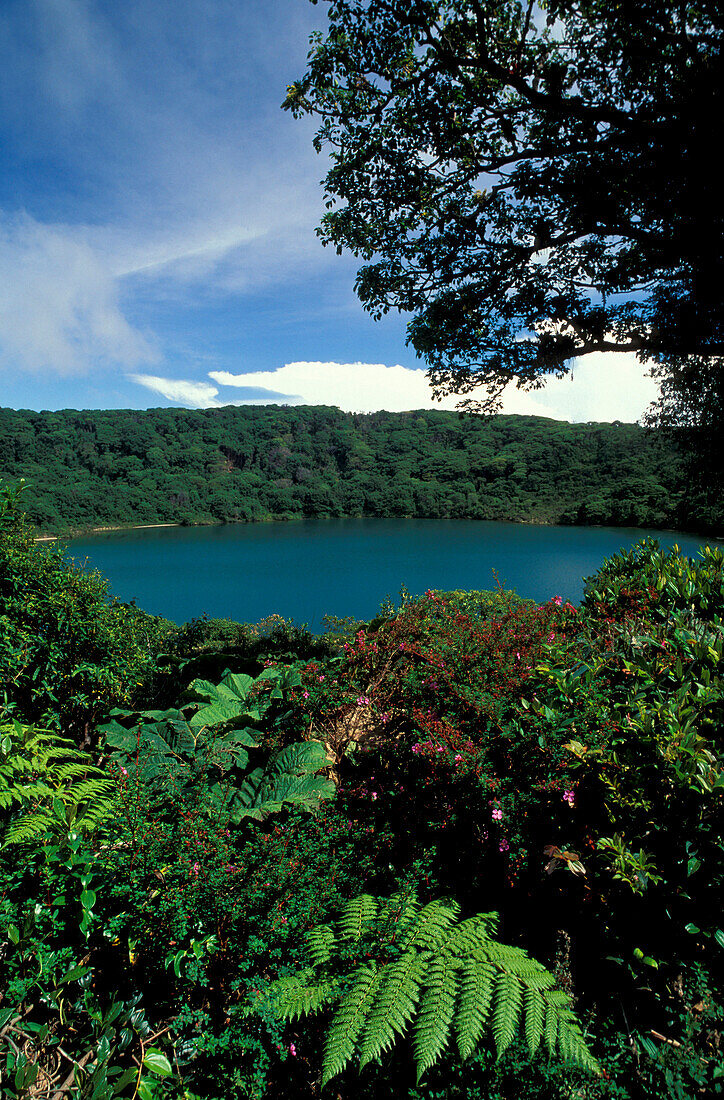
[[371, 791, 378, 800], [288, 1043, 297, 1057], [411, 743, 421, 754], [563, 789, 575, 806], [191, 862, 200, 874], [499, 838, 510, 853], [319, 675, 325, 682], [547, 632, 556, 643], [454, 753, 463, 764], [302, 690, 309, 699], [492, 807, 503, 821], [356, 695, 369, 706], [553, 595, 563, 606]]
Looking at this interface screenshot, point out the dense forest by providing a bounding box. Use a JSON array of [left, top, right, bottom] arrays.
[[0, 405, 715, 535], [1, 480, 723, 1099]]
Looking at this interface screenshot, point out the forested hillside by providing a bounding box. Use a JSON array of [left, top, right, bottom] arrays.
[[0, 404, 706, 534]]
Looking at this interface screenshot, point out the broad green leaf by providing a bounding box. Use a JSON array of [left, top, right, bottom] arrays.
[[143, 1050, 172, 1077]]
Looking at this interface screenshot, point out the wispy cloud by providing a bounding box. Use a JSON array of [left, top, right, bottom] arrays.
[[0, 213, 157, 373], [0, 0, 327, 376], [129, 374, 220, 406]]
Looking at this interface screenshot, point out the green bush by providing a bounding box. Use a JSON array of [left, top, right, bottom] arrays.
[[0, 481, 170, 736]]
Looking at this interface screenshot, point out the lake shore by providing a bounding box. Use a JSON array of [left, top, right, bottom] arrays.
[[35, 522, 182, 542], [35, 513, 718, 544]]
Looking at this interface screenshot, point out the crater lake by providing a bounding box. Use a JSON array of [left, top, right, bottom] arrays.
[[63, 518, 713, 628]]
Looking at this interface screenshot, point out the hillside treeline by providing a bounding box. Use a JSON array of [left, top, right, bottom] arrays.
[[0, 404, 709, 534]]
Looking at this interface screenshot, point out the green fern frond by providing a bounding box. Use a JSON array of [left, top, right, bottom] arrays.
[[54, 763, 95, 781], [389, 893, 422, 936], [265, 891, 601, 1084], [399, 898, 460, 951], [446, 913, 499, 957], [358, 951, 428, 1069], [268, 971, 339, 1021], [321, 964, 382, 1086], [413, 953, 460, 1080], [1, 721, 114, 845], [492, 971, 523, 1058], [3, 812, 55, 845], [338, 894, 378, 941], [455, 959, 495, 1061], [556, 1015, 599, 1074], [544, 998, 559, 1054], [65, 777, 114, 800], [307, 924, 336, 967], [524, 987, 545, 1056]]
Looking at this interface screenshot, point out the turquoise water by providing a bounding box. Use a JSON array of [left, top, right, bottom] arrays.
[[65, 519, 711, 628]]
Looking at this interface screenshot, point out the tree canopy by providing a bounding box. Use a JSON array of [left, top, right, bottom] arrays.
[[287, 0, 724, 430], [0, 404, 701, 534]]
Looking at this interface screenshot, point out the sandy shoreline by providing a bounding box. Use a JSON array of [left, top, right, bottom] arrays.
[[34, 522, 180, 542]]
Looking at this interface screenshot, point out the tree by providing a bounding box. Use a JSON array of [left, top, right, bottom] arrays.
[[286, 1, 724, 430]]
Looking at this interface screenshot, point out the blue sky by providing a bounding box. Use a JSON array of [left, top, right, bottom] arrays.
[[0, 0, 658, 421]]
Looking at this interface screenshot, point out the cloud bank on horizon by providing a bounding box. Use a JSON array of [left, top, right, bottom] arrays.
[[132, 353, 659, 424]]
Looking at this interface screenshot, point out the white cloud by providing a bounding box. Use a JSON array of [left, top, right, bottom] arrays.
[[210, 361, 469, 414], [512, 352, 660, 422], [207, 355, 658, 421], [0, 213, 157, 374], [130, 374, 220, 406]]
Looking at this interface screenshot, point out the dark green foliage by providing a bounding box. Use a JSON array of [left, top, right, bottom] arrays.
[[0, 481, 169, 735], [99, 666, 335, 824], [0, 404, 704, 534]]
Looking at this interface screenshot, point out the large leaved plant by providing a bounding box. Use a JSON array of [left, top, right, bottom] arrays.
[[99, 665, 335, 823]]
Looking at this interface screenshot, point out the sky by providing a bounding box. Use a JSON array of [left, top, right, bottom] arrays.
[[0, 0, 659, 423]]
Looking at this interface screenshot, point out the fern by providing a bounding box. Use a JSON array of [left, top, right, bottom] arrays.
[[455, 959, 495, 1060], [267, 970, 340, 1021], [338, 894, 379, 941], [357, 951, 427, 1068], [307, 924, 336, 967], [400, 897, 460, 951], [0, 721, 114, 845], [524, 985, 546, 1056], [321, 964, 382, 1086], [263, 891, 601, 1084], [413, 952, 459, 1080], [492, 970, 523, 1059]]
